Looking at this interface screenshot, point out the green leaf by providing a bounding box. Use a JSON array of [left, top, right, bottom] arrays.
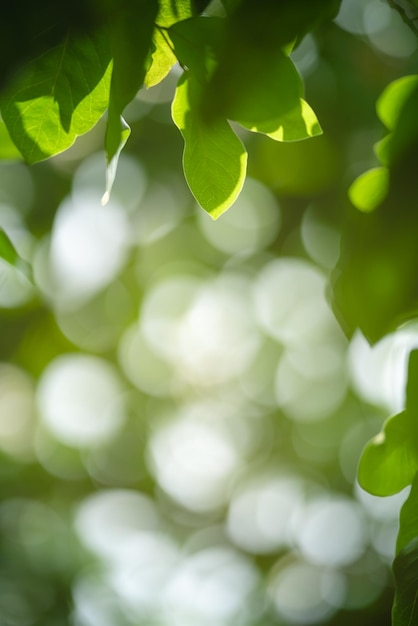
[[145, 31, 178, 89], [169, 18, 320, 142], [0, 120, 23, 161], [145, 0, 195, 88], [105, 0, 158, 199], [397, 475, 418, 555], [0, 30, 112, 164], [358, 410, 418, 496], [205, 0, 341, 123], [358, 350, 418, 496], [348, 167, 390, 213], [0, 228, 32, 280], [392, 538, 418, 626], [375, 75, 418, 167], [168, 17, 224, 79], [406, 349, 418, 416], [374, 135, 392, 167], [157, 0, 195, 27], [226, 51, 321, 141], [171, 72, 247, 219], [102, 117, 130, 206], [377, 76, 418, 131], [332, 152, 418, 344]]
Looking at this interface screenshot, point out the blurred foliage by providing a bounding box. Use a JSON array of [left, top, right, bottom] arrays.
[[0, 1, 417, 625]]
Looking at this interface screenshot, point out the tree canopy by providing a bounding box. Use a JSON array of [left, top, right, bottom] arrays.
[[0, 1, 418, 625]]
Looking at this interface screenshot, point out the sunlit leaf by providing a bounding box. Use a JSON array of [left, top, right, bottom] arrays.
[[145, 0, 195, 88], [145, 31, 178, 89], [229, 52, 322, 141], [375, 75, 418, 167], [169, 18, 320, 142], [393, 538, 418, 626], [0, 120, 23, 160], [374, 135, 392, 166], [0, 30, 112, 164], [171, 72, 247, 218], [377, 76, 418, 131], [358, 410, 418, 496], [205, 0, 341, 122], [348, 167, 390, 213], [158, 0, 195, 28], [358, 350, 418, 496]]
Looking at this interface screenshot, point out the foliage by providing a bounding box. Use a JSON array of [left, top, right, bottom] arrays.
[[0, 1, 417, 625], [0, 0, 325, 218]]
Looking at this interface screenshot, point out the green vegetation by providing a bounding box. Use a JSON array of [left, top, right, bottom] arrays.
[[0, 1, 418, 624]]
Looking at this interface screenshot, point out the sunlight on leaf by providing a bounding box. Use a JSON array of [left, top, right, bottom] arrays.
[[0, 31, 112, 164], [226, 52, 321, 142], [238, 98, 321, 142], [0, 120, 23, 160], [172, 72, 247, 219], [145, 0, 194, 88], [348, 167, 390, 212], [377, 75, 418, 131], [358, 410, 418, 496], [145, 30, 178, 89], [374, 75, 418, 167]]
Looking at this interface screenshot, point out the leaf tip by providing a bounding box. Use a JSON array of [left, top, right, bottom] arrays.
[[101, 190, 110, 206]]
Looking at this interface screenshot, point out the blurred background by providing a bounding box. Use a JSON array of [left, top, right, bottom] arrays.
[[0, 0, 417, 624]]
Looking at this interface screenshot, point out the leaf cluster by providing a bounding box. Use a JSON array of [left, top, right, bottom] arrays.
[[0, 0, 338, 218]]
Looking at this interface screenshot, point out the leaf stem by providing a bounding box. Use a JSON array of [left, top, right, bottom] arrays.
[[154, 24, 187, 71], [387, 0, 418, 35]]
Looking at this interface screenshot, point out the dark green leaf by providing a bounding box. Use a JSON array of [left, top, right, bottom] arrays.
[[0, 0, 103, 91], [105, 0, 158, 199], [204, 0, 341, 122], [397, 475, 418, 555], [0, 30, 112, 164], [171, 72, 247, 218], [224, 50, 321, 141], [169, 17, 320, 142], [393, 537, 418, 626], [332, 136, 418, 344], [406, 349, 418, 417], [168, 17, 224, 79]]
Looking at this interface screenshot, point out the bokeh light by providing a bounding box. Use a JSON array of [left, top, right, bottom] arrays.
[[37, 354, 126, 447], [147, 400, 245, 512]]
